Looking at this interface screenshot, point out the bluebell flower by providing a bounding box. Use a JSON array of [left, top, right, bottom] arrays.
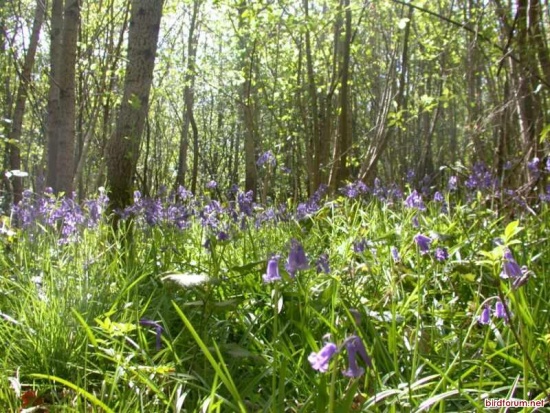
[[512, 265, 531, 289], [263, 256, 282, 283], [316, 254, 330, 274], [501, 249, 522, 279], [494, 300, 507, 320], [237, 190, 254, 216], [353, 238, 368, 253], [286, 240, 309, 277], [257, 150, 276, 167], [390, 246, 400, 263], [412, 215, 420, 228], [434, 247, 448, 262], [308, 341, 338, 372], [139, 319, 164, 351], [478, 305, 490, 325], [342, 335, 371, 378], [217, 231, 229, 241], [405, 190, 426, 211], [448, 176, 458, 191], [433, 191, 444, 202], [206, 180, 217, 189], [414, 233, 432, 254]]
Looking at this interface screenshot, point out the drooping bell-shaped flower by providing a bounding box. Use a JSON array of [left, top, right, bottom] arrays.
[[263, 256, 282, 283], [414, 233, 432, 255], [285, 239, 309, 277], [478, 305, 491, 325], [501, 249, 522, 279], [308, 341, 338, 372], [342, 335, 372, 378]]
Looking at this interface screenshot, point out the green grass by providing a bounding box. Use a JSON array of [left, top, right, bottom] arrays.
[[1, 193, 549, 412]]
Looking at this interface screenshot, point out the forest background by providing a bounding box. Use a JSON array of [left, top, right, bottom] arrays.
[[2, 0, 549, 208]]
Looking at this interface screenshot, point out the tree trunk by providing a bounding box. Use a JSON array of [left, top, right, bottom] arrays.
[[238, 1, 258, 197], [8, 0, 45, 204], [46, 0, 63, 192], [176, 0, 201, 192], [334, 0, 352, 187], [106, 0, 164, 214]]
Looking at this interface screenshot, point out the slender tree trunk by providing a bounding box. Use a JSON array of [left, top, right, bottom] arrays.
[[176, 0, 201, 191], [334, 0, 352, 187], [8, 0, 45, 204], [46, 0, 63, 191], [56, 0, 80, 196], [238, 0, 258, 197], [303, 0, 320, 193], [106, 0, 164, 214]]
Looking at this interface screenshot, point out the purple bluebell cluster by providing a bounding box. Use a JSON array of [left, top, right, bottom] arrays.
[[405, 190, 426, 211], [12, 188, 108, 244], [340, 181, 369, 199], [123, 188, 191, 230], [257, 150, 276, 167], [465, 163, 496, 192], [478, 300, 510, 325], [309, 334, 371, 377], [295, 184, 328, 220]]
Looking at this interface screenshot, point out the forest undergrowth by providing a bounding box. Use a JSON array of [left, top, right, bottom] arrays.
[[1, 166, 550, 412]]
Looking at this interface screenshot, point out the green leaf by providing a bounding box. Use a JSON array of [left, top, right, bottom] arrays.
[[504, 220, 521, 242]]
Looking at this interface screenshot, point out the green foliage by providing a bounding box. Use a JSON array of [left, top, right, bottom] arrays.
[[1, 193, 550, 411]]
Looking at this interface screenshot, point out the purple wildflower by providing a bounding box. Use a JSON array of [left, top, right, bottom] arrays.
[[257, 150, 276, 167], [448, 176, 458, 191], [139, 319, 164, 351], [512, 266, 531, 289], [390, 246, 400, 263], [414, 233, 432, 254], [412, 215, 420, 228], [316, 254, 330, 274], [434, 247, 449, 262], [478, 305, 490, 325], [342, 335, 372, 378], [500, 249, 522, 279], [206, 180, 217, 189], [353, 238, 368, 253], [405, 190, 426, 211], [308, 341, 338, 372], [494, 300, 507, 320], [263, 256, 282, 283], [433, 191, 444, 203], [286, 239, 309, 277], [217, 231, 229, 241]]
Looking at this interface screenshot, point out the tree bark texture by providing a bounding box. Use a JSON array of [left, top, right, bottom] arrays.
[[106, 0, 164, 213], [8, 0, 45, 204]]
